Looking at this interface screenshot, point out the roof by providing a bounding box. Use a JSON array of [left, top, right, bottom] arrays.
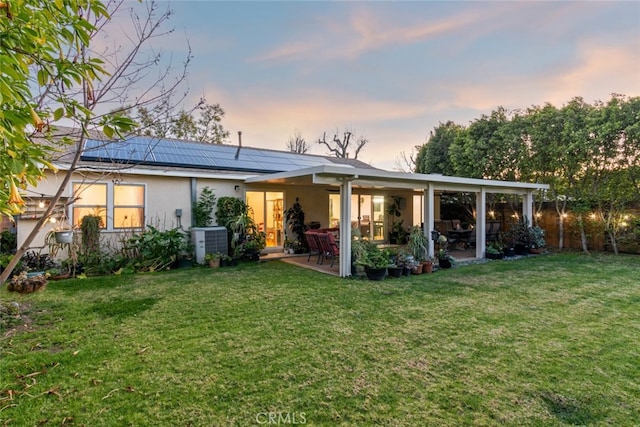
[[80, 134, 378, 174]]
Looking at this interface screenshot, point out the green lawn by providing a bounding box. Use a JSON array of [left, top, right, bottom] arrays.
[[1, 253, 639, 426]]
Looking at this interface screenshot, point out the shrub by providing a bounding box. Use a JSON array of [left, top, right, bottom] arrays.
[[193, 187, 217, 227], [123, 226, 190, 272]]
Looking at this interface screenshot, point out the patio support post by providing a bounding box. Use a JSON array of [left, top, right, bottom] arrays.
[[476, 187, 487, 259], [523, 190, 534, 224], [424, 185, 435, 258], [339, 178, 353, 278]]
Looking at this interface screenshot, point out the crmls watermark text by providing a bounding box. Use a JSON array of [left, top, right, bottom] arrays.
[[256, 411, 306, 425]]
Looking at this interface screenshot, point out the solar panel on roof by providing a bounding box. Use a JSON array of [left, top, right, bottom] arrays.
[[81, 136, 335, 173]]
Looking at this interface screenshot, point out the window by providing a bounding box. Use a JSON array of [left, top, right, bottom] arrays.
[[72, 182, 145, 229], [114, 184, 145, 228], [413, 194, 423, 227]]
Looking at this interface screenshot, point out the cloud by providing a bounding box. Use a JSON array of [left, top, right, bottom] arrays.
[[250, 4, 486, 64], [546, 40, 640, 103]]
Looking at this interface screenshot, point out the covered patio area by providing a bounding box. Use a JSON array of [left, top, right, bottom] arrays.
[[247, 164, 548, 277], [271, 244, 478, 277]]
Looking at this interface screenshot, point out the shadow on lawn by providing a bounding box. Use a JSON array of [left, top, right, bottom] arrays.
[[539, 391, 598, 425], [88, 296, 160, 320]]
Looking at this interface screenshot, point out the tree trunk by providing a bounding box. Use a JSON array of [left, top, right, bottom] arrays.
[[576, 213, 590, 254]]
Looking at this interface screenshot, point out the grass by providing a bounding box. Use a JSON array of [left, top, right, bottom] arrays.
[[1, 252, 639, 426]]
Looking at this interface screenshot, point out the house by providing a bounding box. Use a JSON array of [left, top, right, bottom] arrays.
[[15, 128, 548, 277]]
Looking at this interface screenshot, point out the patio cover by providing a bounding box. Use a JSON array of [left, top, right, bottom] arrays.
[[246, 164, 549, 277]]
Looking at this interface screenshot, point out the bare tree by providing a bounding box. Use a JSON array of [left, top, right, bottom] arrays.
[[286, 130, 309, 154], [394, 147, 419, 172], [1, 0, 192, 284], [317, 129, 367, 159]]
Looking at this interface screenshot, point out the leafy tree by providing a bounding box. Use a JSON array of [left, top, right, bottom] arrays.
[[524, 102, 575, 250], [317, 129, 367, 159], [1, 0, 189, 284], [130, 99, 229, 143], [415, 121, 464, 175], [587, 94, 640, 253]]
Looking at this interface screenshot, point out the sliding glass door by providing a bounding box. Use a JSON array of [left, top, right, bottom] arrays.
[[329, 193, 385, 241], [246, 191, 284, 248]]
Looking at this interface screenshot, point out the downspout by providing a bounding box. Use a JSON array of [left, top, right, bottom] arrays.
[[190, 177, 197, 228]]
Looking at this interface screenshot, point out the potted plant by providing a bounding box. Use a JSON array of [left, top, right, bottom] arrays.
[[204, 252, 223, 268], [228, 208, 265, 261], [389, 220, 409, 245], [242, 232, 266, 261], [529, 225, 546, 254], [437, 235, 455, 268], [485, 241, 504, 260], [7, 270, 48, 293], [509, 216, 535, 255], [355, 240, 391, 280], [407, 226, 429, 261], [284, 197, 309, 253], [387, 263, 404, 278], [45, 266, 70, 280]]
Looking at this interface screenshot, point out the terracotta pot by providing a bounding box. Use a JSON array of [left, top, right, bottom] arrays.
[[411, 264, 423, 275], [421, 261, 433, 273]]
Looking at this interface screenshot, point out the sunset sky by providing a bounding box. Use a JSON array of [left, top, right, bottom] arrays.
[[115, 1, 640, 170]]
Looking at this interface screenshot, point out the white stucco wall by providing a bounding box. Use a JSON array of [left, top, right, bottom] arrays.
[[17, 170, 243, 255]]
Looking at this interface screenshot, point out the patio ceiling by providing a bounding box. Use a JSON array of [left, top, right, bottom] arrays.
[[245, 164, 549, 194]]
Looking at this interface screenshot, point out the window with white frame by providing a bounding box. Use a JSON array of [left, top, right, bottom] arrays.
[[72, 182, 145, 229]]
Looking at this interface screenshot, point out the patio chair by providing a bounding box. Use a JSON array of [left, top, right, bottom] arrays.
[[486, 221, 501, 241], [304, 231, 322, 264], [315, 233, 330, 265], [325, 232, 340, 268]]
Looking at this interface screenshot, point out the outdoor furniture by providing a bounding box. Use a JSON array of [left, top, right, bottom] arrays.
[[486, 221, 502, 241], [304, 231, 323, 264], [325, 232, 340, 267], [316, 233, 339, 268], [448, 228, 472, 250]]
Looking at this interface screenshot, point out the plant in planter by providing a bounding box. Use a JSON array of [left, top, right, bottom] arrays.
[[218, 254, 233, 267], [284, 197, 309, 253], [204, 252, 223, 268], [228, 208, 266, 261], [437, 234, 455, 268], [350, 228, 369, 276], [407, 226, 429, 262], [389, 220, 409, 244], [242, 232, 266, 260], [355, 240, 391, 280], [45, 265, 70, 280], [485, 241, 504, 260], [508, 216, 535, 255], [529, 225, 546, 253], [7, 271, 48, 293], [397, 249, 417, 275]]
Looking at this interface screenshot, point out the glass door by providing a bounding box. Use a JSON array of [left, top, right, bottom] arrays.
[[328, 193, 385, 241], [246, 191, 284, 248]]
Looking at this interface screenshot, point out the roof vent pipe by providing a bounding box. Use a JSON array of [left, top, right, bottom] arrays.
[[235, 131, 242, 159]]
